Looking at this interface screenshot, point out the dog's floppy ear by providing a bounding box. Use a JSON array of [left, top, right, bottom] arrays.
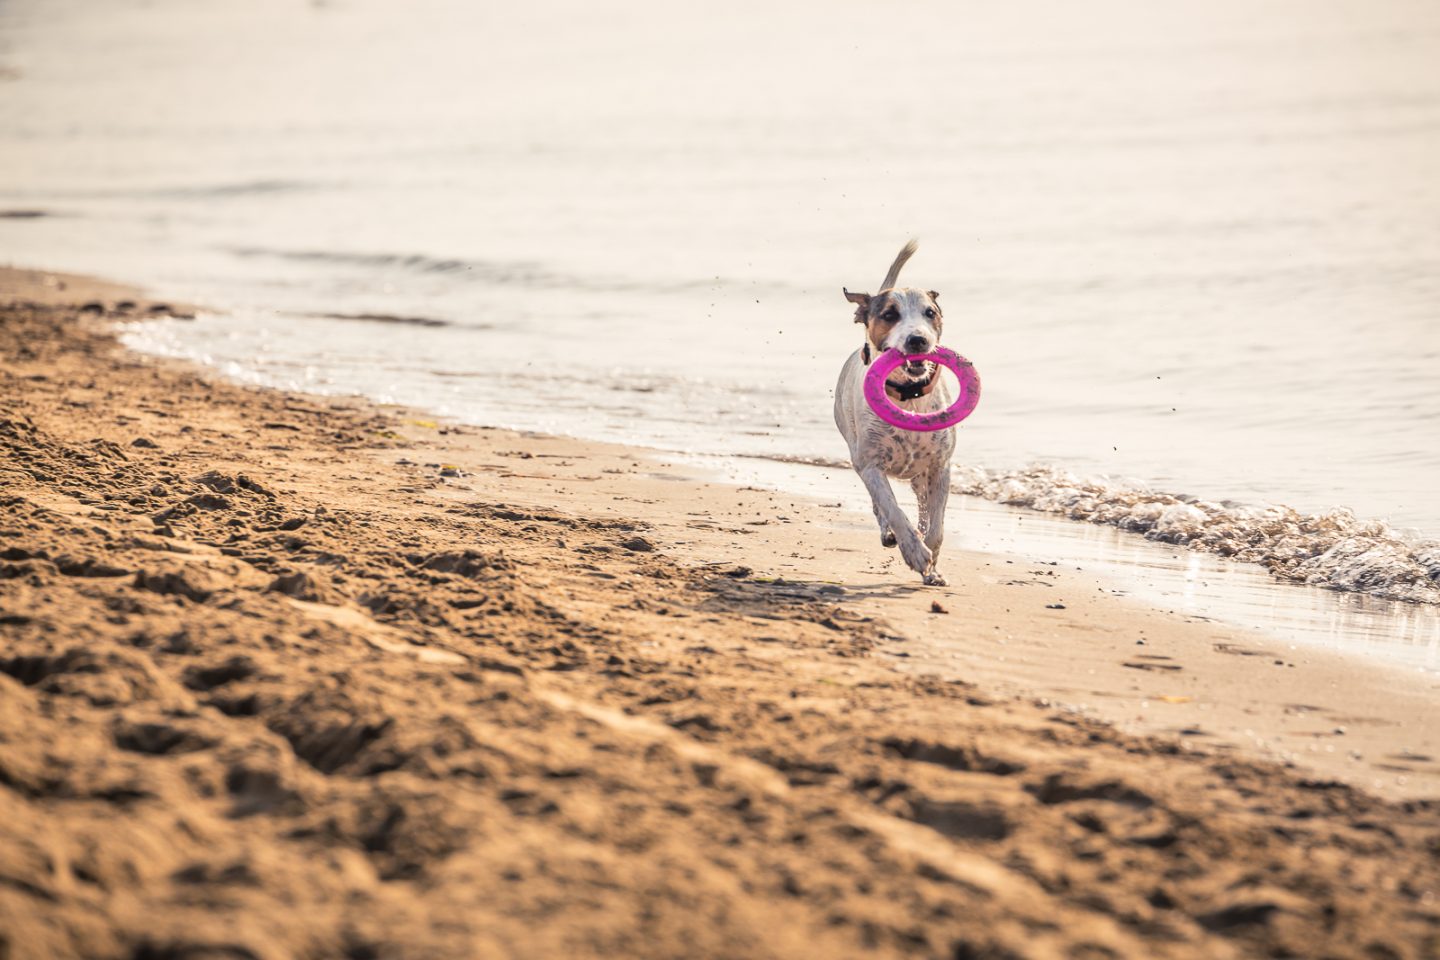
[[843, 288, 871, 324], [927, 290, 941, 312]]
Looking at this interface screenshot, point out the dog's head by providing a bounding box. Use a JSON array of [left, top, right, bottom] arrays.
[[844, 240, 942, 379]]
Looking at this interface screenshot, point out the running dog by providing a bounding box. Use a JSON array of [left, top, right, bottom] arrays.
[[833, 240, 954, 585]]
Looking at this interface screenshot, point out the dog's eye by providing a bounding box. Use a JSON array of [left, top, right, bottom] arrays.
[[882, 311, 899, 322], [924, 308, 937, 319]]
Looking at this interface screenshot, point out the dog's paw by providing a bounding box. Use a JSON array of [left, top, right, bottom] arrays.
[[922, 570, 948, 587], [899, 538, 933, 574], [881, 529, 898, 548]]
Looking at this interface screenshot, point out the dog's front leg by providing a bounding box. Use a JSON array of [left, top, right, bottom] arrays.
[[857, 465, 931, 576], [912, 468, 950, 586]]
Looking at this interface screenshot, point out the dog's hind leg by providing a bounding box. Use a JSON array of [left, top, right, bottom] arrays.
[[912, 470, 950, 586], [858, 465, 931, 576]]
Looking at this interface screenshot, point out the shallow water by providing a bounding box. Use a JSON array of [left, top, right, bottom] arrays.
[[2, 0, 1438, 605]]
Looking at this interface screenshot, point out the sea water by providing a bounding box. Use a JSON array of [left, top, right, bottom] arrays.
[[1, 0, 1436, 627]]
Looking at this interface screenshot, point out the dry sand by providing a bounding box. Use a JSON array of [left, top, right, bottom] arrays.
[[2, 267, 1438, 959]]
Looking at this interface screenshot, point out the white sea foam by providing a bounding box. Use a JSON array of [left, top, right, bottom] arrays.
[[750, 453, 1440, 604], [951, 464, 1440, 605]]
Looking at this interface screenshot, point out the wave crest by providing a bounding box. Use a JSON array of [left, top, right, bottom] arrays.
[[953, 464, 1440, 605]]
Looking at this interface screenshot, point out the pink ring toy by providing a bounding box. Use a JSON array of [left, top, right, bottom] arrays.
[[864, 347, 981, 432]]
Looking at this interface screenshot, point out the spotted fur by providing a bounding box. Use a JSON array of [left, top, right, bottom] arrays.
[[833, 240, 955, 585]]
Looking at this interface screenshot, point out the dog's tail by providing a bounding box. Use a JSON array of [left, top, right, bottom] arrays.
[[879, 238, 918, 292]]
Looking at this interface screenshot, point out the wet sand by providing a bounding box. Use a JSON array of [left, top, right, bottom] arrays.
[[2, 267, 1439, 959]]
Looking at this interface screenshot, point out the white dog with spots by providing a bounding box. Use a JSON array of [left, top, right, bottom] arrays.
[[833, 240, 954, 586]]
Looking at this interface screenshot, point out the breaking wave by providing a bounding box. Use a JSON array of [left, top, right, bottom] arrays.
[[756, 455, 1440, 605], [951, 464, 1440, 605]]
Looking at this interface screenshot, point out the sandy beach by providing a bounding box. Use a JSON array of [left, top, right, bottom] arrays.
[[1, 267, 1437, 959]]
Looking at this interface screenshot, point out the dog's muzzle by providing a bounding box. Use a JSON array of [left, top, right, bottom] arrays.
[[897, 335, 935, 377]]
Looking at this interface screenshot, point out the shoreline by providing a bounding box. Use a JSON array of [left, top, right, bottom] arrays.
[[106, 280, 1440, 793], [90, 270, 1440, 790], [117, 305, 1440, 612], [692, 453, 1440, 671], [115, 298, 1440, 609], [3, 266, 1439, 958]]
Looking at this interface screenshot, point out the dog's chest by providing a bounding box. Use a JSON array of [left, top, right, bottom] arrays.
[[862, 421, 954, 480]]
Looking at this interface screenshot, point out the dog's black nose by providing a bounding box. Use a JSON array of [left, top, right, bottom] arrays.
[[904, 335, 931, 355]]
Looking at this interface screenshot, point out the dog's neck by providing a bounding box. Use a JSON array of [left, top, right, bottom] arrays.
[[861, 343, 938, 402]]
